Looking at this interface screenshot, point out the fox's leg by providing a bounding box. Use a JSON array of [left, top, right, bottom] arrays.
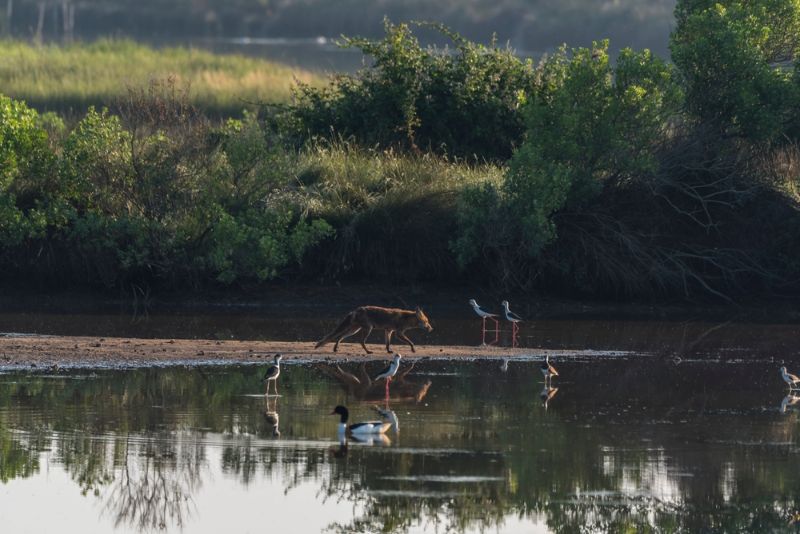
[[334, 326, 361, 352], [385, 330, 394, 353], [360, 326, 374, 354], [396, 331, 416, 352]]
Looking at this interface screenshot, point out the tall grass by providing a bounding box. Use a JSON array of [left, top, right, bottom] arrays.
[[293, 142, 505, 281], [0, 39, 324, 115]]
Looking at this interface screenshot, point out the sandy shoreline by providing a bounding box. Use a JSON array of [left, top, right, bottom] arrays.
[[0, 334, 561, 370]]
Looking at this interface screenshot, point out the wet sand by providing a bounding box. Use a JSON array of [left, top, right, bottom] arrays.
[[0, 334, 557, 370]]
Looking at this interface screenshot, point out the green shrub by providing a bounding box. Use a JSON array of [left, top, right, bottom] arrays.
[[670, 0, 800, 141], [453, 42, 680, 288], [6, 91, 334, 289], [281, 21, 535, 161], [0, 95, 60, 245]]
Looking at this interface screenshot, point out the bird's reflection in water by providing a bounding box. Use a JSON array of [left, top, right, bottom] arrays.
[[263, 395, 280, 437], [373, 405, 400, 434], [780, 393, 800, 414], [540, 386, 559, 411]]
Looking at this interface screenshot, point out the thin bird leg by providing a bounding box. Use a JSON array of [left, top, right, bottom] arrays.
[[481, 317, 487, 346], [385, 377, 391, 400], [274, 380, 279, 396]]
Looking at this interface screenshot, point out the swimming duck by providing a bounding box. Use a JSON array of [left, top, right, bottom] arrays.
[[330, 405, 391, 435]]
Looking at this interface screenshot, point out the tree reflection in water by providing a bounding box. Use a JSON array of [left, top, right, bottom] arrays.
[[104, 435, 203, 530], [0, 361, 800, 532]]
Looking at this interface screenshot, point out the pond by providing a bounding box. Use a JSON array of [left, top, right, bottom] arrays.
[[2, 356, 800, 533]]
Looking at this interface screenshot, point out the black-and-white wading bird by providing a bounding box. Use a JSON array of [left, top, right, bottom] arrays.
[[781, 366, 800, 390], [500, 300, 523, 323], [374, 353, 402, 399], [541, 355, 558, 386], [469, 299, 499, 345], [501, 300, 523, 347], [263, 353, 283, 396], [469, 299, 497, 320]]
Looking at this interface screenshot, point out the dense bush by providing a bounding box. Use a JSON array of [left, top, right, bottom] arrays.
[[452, 42, 681, 287], [0, 90, 332, 289], [281, 20, 535, 161], [670, 0, 800, 141], [6, 4, 800, 300]]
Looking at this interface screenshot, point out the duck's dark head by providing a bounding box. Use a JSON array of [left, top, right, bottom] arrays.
[[330, 405, 349, 423]]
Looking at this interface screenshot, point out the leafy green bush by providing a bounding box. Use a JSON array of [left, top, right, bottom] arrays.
[[0, 95, 60, 246], [1, 91, 332, 290], [454, 42, 680, 281], [282, 21, 535, 161], [670, 0, 800, 141]]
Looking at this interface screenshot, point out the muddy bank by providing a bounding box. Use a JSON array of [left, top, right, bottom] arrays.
[[0, 334, 563, 370]]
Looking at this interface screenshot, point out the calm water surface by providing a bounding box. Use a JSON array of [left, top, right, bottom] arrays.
[[2, 357, 800, 533]]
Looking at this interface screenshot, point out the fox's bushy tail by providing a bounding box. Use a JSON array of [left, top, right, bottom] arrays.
[[314, 312, 355, 348]]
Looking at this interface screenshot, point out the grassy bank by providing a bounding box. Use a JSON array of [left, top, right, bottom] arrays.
[[0, 39, 323, 115]]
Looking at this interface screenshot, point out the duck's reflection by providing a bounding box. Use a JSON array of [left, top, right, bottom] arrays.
[[349, 433, 391, 446]]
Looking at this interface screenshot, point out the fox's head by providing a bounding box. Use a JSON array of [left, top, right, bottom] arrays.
[[415, 307, 433, 332]]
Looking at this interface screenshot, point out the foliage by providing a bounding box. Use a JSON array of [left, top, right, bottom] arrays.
[[0, 95, 60, 246], [454, 42, 681, 287], [0, 91, 332, 289], [281, 20, 535, 161], [670, 0, 800, 141]]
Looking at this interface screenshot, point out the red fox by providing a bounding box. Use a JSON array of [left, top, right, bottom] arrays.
[[315, 306, 434, 354]]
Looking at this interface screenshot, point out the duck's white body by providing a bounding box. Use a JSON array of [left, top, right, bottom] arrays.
[[338, 421, 392, 435], [332, 405, 391, 435]]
